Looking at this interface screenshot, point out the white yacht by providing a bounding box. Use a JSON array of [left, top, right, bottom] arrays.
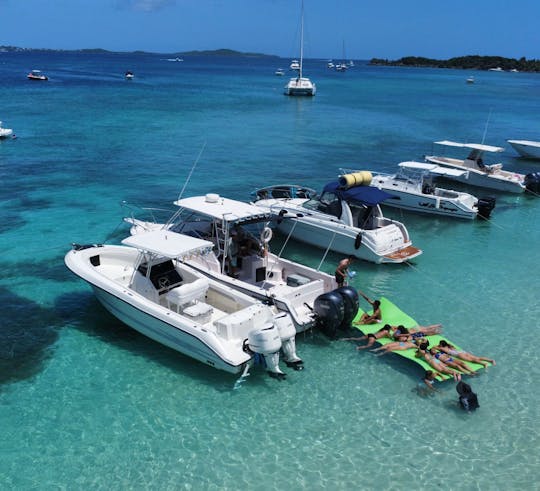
[[425, 140, 529, 193], [27, 69, 48, 81], [252, 177, 422, 264], [275, 68, 285, 76], [370, 162, 496, 220], [125, 194, 359, 336], [507, 140, 540, 160], [289, 60, 300, 70], [284, 1, 316, 97], [0, 121, 13, 139], [65, 230, 305, 378]]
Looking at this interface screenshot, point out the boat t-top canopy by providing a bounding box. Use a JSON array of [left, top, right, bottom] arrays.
[[174, 194, 273, 224], [398, 161, 468, 177], [434, 140, 505, 153], [323, 181, 396, 205], [122, 230, 213, 258]]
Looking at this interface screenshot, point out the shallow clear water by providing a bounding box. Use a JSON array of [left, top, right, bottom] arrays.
[[1, 53, 539, 489]]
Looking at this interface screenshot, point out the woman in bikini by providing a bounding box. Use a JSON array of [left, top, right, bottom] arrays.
[[369, 338, 418, 356], [415, 343, 462, 381], [340, 324, 394, 349], [429, 348, 477, 376], [355, 291, 382, 325], [436, 340, 496, 368]]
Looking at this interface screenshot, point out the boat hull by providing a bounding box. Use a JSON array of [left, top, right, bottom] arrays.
[[508, 140, 540, 160], [426, 156, 525, 193]]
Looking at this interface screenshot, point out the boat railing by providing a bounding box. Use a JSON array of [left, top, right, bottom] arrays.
[[252, 184, 317, 201], [121, 200, 174, 227]]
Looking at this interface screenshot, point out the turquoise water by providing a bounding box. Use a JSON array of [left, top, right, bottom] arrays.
[[1, 53, 539, 490]]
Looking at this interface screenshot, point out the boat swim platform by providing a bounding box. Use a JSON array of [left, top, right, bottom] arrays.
[[351, 297, 491, 380]]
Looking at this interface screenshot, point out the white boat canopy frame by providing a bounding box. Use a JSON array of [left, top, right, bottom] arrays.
[[398, 161, 469, 177], [121, 230, 214, 258], [433, 140, 505, 153]]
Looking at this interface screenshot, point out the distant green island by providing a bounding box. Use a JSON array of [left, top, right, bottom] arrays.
[[370, 55, 540, 72], [0, 46, 278, 58]]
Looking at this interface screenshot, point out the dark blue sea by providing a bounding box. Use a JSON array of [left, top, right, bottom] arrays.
[[1, 52, 539, 489]]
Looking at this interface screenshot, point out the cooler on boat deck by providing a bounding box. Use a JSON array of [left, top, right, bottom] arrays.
[[287, 273, 311, 287]]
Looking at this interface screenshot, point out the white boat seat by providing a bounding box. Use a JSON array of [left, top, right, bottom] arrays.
[[165, 277, 209, 312], [183, 302, 214, 321]]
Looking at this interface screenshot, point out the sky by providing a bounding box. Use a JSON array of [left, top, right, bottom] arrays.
[[0, 0, 538, 60]]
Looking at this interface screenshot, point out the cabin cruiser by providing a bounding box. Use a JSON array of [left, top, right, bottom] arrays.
[[27, 70, 48, 81], [370, 162, 496, 220], [507, 140, 540, 160], [124, 194, 359, 337], [275, 68, 285, 76], [289, 60, 300, 70], [425, 140, 538, 193], [125, 71, 134, 79], [65, 230, 307, 378], [0, 121, 13, 139], [251, 176, 422, 264]]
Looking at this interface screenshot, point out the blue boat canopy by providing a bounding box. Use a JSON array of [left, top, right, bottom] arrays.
[[322, 181, 397, 206]]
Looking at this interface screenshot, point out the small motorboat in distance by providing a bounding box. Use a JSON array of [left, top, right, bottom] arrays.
[[370, 162, 496, 220], [507, 140, 540, 160], [252, 176, 422, 264], [275, 68, 285, 76], [27, 69, 48, 81], [125, 71, 134, 79], [0, 121, 14, 139], [466, 76, 475, 84], [65, 230, 306, 378], [425, 140, 540, 193]]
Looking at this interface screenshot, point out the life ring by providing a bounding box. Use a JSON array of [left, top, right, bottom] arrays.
[[261, 227, 273, 244], [354, 233, 362, 249]]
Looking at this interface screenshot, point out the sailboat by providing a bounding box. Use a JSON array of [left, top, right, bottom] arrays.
[[284, 0, 316, 96], [335, 40, 348, 72]]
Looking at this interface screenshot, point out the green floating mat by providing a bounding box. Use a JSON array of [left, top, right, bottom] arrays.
[[351, 297, 489, 379]]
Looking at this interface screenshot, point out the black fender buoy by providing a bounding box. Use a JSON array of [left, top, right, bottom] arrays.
[[354, 233, 362, 249]]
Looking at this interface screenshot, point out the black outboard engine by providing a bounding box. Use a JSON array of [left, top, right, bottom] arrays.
[[456, 381, 479, 412], [335, 286, 360, 329], [313, 290, 344, 338], [524, 172, 540, 194], [475, 196, 496, 219]]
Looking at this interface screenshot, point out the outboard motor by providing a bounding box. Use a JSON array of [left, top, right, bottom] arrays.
[[247, 324, 286, 380], [524, 172, 540, 194], [336, 286, 360, 329], [274, 312, 304, 370], [475, 196, 496, 219], [313, 290, 345, 338]]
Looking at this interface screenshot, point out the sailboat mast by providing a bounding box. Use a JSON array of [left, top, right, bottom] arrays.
[[299, 0, 304, 79]]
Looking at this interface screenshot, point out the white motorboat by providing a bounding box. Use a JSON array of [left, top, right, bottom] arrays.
[[275, 68, 285, 76], [289, 60, 300, 70], [370, 162, 496, 220], [125, 71, 134, 79], [65, 230, 306, 378], [284, 1, 316, 97], [425, 140, 532, 193], [327, 61, 335, 69], [124, 194, 359, 337], [27, 69, 48, 81], [466, 76, 475, 84], [507, 140, 540, 160], [252, 177, 422, 264], [0, 121, 13, 139]]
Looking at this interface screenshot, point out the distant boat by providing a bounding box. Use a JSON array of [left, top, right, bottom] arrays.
[[335, 40, 348, 72], [488, 67, 503, 72], [0, 121, 14, 139], [507, 140, 540, 160], [289, 59, 300, 70], [275, 68, 285, 76], [466, 76, 475, 84], [27, 69, 48, 81], [327, 61, 335, 69], [166, 57, 183, 62], [125, 71, 134, 79], [284, 0, 316, 97]]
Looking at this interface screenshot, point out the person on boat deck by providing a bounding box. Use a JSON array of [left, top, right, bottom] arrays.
[[232, 225, 259, 257], [415, 341, 462, 381], [340, 324, 394, 349], [355, 290, 382, 325], [435, 340, 496, 368], [335, 255, 355, 287]]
